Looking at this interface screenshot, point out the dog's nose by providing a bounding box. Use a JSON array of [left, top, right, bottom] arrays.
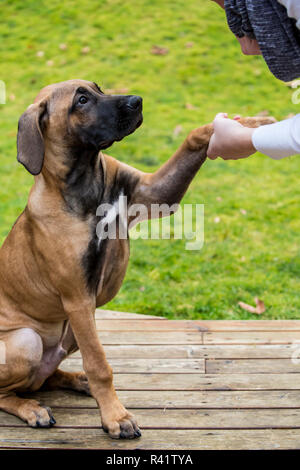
[[127, 95, 143, 110]]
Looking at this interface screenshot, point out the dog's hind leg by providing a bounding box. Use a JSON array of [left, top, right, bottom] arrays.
[[43, 369, 91, 395], [0, 328, 56, 427], [0, 393, 56, 427], [41, 322, 91, 395]]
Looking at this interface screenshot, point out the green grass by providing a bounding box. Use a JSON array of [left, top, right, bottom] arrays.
[[1, 0, 300, 319]]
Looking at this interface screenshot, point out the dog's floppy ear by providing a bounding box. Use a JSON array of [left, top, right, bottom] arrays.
[[17, 100, 47, 175]]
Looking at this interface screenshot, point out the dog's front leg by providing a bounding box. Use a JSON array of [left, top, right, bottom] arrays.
[[63, 300, 140, 439], [131, 124, 212, 210], [132, 117, 274, 208]]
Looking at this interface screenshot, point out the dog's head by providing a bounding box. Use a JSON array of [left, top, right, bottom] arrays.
[[17, 79, 143, 175]]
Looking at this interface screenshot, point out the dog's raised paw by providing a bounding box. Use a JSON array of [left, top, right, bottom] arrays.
[[239, 116, 277, 127]]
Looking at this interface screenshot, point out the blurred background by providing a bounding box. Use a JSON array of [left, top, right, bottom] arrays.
[[0, 0, 299, 319]]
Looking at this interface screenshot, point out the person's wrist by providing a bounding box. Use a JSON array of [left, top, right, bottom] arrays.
[[235, 127, 256, 157]]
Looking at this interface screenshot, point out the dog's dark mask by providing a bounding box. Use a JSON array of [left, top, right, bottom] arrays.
[[69, 85, 143, 151]]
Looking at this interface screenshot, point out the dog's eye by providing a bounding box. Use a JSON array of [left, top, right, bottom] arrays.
[[78, 96, 88, 105]]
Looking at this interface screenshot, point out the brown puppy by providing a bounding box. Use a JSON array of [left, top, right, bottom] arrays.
[[0, 79, 273, 439]]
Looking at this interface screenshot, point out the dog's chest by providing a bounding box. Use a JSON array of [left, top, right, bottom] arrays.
[[95, 237, 130, 306], [82, 191, 131, 303], [64, 154, 139, 302]]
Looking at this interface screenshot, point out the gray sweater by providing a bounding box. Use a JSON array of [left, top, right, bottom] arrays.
[[252, 0, 300, 158], [225, 0, 300, 158]]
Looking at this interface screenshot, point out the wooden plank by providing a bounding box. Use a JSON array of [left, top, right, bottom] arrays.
[[194, 320, 300, 331], [71, 344, 295, 359], [203, 331, 300, 344], [95, 315, 300, 330], [95, 309, 165, 320], [22, 389, 300, 409], [36, 368, 300, 390], [61, 358, 205, 373], [97, 331, 202, 344], [207, 359, 300, 374], [95, 319, 201, 331], [62, 357, 300, 375], [1, 408, 300, 429], [0, 427, 299, 449], [105, 373, 300, 390]]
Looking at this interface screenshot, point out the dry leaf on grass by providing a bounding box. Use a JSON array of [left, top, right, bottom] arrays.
[[185, 103, 197, 110], [238, 297, 266, 315], [151, 45, 169, 55], [285, 113, 295, 119], [81, 46, 90, 54], [173, 125, 183, 137], [256, 110, 270, 117]]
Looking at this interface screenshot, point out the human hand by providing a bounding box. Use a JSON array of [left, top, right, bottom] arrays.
[[211, 0, 225, 8], [236, 36, 261, 55], [207, 113, 256, 160]]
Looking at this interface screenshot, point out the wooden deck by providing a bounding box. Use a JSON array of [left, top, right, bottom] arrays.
[[1, 311, 300, 450]]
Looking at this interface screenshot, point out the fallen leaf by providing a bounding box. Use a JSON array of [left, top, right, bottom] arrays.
[[151, 45, 169, 55], [285, 113, 295, 119], [238, 297, 265, 315], [256, 110, 270, 117], [185, 102, 197, 110], [173, 125, 183, 137], [81, 46, 90, 54]]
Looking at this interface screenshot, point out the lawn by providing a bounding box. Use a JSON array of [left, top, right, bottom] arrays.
[[0, 0, 299, 319]]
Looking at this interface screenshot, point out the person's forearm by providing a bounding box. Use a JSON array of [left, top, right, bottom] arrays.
[[252, 114, 300, 159]]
